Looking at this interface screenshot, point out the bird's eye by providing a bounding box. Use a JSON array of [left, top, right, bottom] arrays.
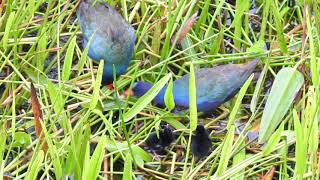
[[103, 4, 109, 9]]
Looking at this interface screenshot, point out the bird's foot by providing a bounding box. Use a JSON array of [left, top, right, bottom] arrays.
[[151, 150, 161, 161]]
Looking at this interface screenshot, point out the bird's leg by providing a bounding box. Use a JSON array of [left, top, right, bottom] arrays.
[[151, 150, 161, 161]]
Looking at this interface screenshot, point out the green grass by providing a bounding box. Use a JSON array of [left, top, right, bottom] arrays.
[[0, 0, 319, 179]]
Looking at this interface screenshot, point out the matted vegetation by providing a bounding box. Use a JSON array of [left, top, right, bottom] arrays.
[[0, 0, 319, 179]]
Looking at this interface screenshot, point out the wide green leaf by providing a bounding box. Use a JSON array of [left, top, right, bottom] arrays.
[[12, 132, 31, 148], [259, 67, 304, 143]]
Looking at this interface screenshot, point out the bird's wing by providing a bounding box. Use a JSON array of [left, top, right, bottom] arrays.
[[172, 63, 254, 110]]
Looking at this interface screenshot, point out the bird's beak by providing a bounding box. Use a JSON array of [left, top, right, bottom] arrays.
[[124, 89, 133, 97]]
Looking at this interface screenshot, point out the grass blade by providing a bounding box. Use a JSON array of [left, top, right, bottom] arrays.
[[215, 125, 235, 177], [262, 122, 284, 156], [123, 153, 133, 180], [293, 109, 307, 179], [232, 0, 249, 50], [123, 73, 171, 121], [189, 63, 197, 131], [25, 150, 44, 180], [271, 0, 288, 53], [164, 77, 175, 111], [82, 136, 107, 180], [89, 60, 103, 110], [227, 74, 254, 130], [62, 35, 76, 81], [1, 11, 15, 50], [250, 61, 267, 112]]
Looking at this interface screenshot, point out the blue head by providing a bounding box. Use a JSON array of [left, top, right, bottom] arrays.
[[131, 82, 166, 105], [131, 82, 153, 97]]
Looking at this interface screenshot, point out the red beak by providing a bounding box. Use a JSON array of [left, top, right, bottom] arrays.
[[124, 89, 133, 97]]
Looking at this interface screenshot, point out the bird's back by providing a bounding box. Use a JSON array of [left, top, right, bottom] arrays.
[[168, 60, 258, 112]]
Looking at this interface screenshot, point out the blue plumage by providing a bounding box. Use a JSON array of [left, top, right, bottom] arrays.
[[77, 0, 136, 84], [131, 60, 258, 112]]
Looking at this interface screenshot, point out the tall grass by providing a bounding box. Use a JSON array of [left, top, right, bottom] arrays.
[[0, 0, 319, 179]]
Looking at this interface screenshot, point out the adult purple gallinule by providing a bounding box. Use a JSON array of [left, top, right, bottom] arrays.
[[77, 0, 136, 86], [129, 60, 258, 112]]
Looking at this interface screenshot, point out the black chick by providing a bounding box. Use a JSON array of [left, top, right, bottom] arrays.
[[145, 125, 175, 152], [191, 125, 212, 158]]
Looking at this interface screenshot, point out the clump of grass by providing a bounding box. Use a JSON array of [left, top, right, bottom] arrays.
[[0, 0, 319, 179]]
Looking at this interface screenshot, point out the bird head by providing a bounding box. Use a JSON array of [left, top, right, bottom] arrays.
[[124, 82, 153, 97]]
